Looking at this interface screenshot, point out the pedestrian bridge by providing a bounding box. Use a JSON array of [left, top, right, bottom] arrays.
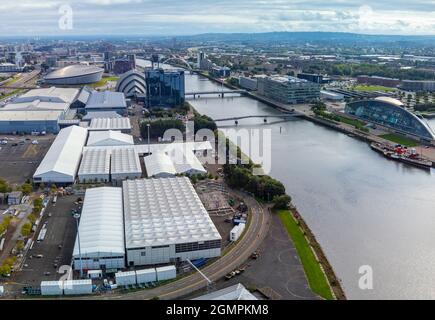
[[214, 113, 303, 123], [185, 89, 247, 98]]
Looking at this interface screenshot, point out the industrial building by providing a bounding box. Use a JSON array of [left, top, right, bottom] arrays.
[[144, 152, 177, 178], [82, 111, 121, 122], [0, 87, 79, 133], [116, 69, 146, 97], [77, 148, 111, 183], [193, 283, 257, 300], [143, 144, 207, 177], [257, 75, 320, 104], [111, 147, 142, 181], [33, 126, 87, 184], [123, 177, 222, 266], [86, 130, 134, 147], [88, 117, 131, 132], [73, 187, 125, 271], [44, 65, 104, 85], [145, 68, 185, 108], [85, 91, 127, 115]]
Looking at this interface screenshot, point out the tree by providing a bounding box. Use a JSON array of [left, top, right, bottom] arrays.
[[21, 222, 32, 237], [140, 119, 185, 139], [27, 214, 37, 224], [20, 183, 33, 195], [273, 195, 292, 209], [0, 178, 11, 193], [16, 240, 24, 252]]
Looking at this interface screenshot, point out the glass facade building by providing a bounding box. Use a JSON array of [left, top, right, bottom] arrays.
[[345, 97, 435, 141], [145, 69, 185, 108], [258, 75, 320, 104]]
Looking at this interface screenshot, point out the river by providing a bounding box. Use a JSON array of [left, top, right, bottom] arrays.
[[185, 73, 435, 299]]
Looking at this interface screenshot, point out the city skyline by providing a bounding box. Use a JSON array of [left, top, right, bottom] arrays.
[[0, 0, 435, 36]]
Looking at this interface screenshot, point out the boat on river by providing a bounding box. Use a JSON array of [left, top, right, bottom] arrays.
[[370, 142, 433, 170]]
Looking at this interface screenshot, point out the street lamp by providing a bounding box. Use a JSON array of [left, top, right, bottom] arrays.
[[147, 123, 151, 155], [73, 213, 83, 279]]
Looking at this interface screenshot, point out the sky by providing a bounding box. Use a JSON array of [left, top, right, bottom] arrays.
[[0, 0, 435, 36]]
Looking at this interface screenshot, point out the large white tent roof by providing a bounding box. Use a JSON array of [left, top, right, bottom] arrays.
[[144, 152, 177, 177], [73, 187, 125, 257], [123, 177, 221, 249], [87, 130, 134, 147], [111, 147, 142, 176], [78, 148, 111, 176], [33, 126, 87, 182]]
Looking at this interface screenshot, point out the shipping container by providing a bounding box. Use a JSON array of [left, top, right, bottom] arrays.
[[63, 279, 93, 295], [230, 223, 245, 242], [136, 268, 157, 284], [115, 270, 137, 286], [156, 265, 176, 282], [87, 270, 103, 279], [41, 281, 63, 296]]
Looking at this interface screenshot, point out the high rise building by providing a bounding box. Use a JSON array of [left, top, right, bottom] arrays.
[[145, 69, 185, 108]]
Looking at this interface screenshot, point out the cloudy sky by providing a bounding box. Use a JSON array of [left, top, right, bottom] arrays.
[[0, 0, 434, 36]]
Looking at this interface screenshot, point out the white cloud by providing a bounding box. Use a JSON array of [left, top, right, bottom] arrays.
[[0, 0, 434, 36]]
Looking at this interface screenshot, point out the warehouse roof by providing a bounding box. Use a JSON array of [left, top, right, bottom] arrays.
[[73, 187, 125, 257], [0, 110, 63, 121], [87, 130, 134, 147], [34, 126, 87, 180], [88, 117, 131, 131], [78, 148, 110, 176], [193, 283, 257, 300], [144, 152, 177, 177], [15, 87, 79, 104], [111, 147, 142, 176], [123, 177, 221, 249], [85, 91, 127, 110], [82, 111, 121, 121], [2, 100, 70, 112]]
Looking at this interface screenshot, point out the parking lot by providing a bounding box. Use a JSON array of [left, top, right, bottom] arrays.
[[11, 195, 79, 287], [0, 135, 54, 185]]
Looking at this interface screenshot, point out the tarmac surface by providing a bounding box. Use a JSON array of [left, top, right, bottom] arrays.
[[9, 195, 78, 288], [0, 135, 53, 185]]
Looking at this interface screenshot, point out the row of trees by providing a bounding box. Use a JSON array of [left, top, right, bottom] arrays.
[[140, 113, 218, 140], [223, 164, 286, 201]]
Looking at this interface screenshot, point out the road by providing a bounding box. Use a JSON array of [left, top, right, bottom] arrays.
[[84, 192, 271, 300], [0, 70, 40, 100]]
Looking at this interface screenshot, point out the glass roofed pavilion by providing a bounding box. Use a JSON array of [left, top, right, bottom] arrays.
[[345, 97, 435, 141]]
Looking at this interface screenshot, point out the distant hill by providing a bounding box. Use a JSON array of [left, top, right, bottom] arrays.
[[177, 31, 435, 45]]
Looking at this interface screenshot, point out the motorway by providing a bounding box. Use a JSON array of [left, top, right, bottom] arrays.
[[87, 192, 271, 300], [0, 70, 40, 99]]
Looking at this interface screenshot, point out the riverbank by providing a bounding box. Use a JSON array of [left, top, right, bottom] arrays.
[[187, 98, 345, 299], [277, 209, 334, 300]]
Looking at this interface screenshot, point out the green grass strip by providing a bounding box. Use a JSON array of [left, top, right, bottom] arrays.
[[379, 133, 419, 147], [277, 209, 334, 300]]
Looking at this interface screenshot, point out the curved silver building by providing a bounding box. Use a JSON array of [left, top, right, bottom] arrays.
[[44, 65, 104, 85], [116, 69, 146, 97], [345, 97, 435, 141]]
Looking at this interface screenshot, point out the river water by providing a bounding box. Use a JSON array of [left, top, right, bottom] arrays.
[[185, 73, 435, 299]]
